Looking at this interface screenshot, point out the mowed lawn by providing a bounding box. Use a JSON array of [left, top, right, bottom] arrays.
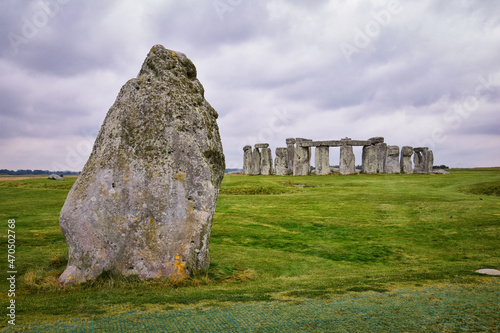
[[0, 169, 499, 326]]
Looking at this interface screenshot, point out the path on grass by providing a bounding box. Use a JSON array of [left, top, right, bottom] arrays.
[[3, 282, 499, 332]]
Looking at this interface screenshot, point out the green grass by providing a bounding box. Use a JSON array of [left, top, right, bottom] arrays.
[[0, 169, 499, 326]]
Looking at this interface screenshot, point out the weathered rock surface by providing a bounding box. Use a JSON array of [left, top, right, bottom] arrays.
[[376, 143, 387, 174], [339, 145, 356, 175], [260, 147, 273, 175], [414, 147, 431, 174], [400, 146, 413, 174], [58, 45, 225, 285], [286, 138, 295, 175], [274, 147, 289, 176], [243, 145, 252, 175], [251, 148, 261, 175], [361, 145, 378, 174], [385, 145, 400, 174], [315, 146, 330, 175], [293, 138, 311, 175], [48, 174, 64, 181], [255, 143, 269, 149]]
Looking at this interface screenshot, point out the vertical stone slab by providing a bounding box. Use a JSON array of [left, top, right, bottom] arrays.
[[385, 145, 400, 174], [260, 148, 273, 175], [293, 138, 311, 176], [362, 145, 378, 174], [243, 145, 252, 175], [58, 45, 225, 285], [413, 147, 429, 174], [315, 146, 330, 175], [251, 148, 261, 175], [400, 146, 413, 174], [427, 150, 434, 173], [286, 138, 296, 175], [376, 143, 387, 173], [274, 148, 289, 176], [340, 145, 356, 175]]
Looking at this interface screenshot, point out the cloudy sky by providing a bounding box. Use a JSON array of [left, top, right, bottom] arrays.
[[1, 0, 499, 171]]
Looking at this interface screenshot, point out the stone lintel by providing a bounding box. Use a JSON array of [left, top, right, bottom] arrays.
[[369, 137, 385, 145], [286, 138, 296, 144], [413, 147, 429, 152], [299, 140, 371, 147], [255, 143, 269, 149]]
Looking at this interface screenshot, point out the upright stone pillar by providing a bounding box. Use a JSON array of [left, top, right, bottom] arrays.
[[385, 145, 400, 174], [243, 145, 252, 175], [400, 146, 413, 174], [251, 147, 261, 175], [362, 145, 378, 174], [293, 138, 311, 176], [340, 145, 356, 175], [260, 147, 273, 175], [413, 147, 430, 174], [377, 143, 387, 173], [286, 138, 296, 175], [315, 146, 330, 175], [275, 148, 289, 176], [427, 150, 434, 173]]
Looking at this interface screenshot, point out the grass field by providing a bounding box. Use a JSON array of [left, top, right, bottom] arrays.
[[0, 169, 499, 328]]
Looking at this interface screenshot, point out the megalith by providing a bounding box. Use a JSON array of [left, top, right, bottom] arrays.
[[340, 145, 356, 175], [286, 138, 296, 175], [243, 145, 252, 175], [413, 147, 431, 174], [385, 145, 400, 174], [377, 142, 387, 174], [400, 146, 413, 174], [362, 145, 378, 174], [293, 138, 311, 176], [250, 147, 261, 175], [274, 148, 289, 176], [315, 146, 330, 175], [58, 45, 225, 285], [260, 147, 273, 175]]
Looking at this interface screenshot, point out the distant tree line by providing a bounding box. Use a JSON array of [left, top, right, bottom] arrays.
[[433, 165, 449, 169], [0, 169, 80, 176]]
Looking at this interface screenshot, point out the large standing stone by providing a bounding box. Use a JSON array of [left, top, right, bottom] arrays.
[[385, 145, 400, 174], [362, 145, 378, 174], [400, 146, 413, 174], [260, 147, 273, 175], [243, 145, 252, 175], [376, 143, 387, 173], [293, 138, 311, 176], [58, 45, 225, 285], [414, 147, 430, 174], [427, 150, 434, 173], [315, 146, 330, 175], [286, 138, 296, 175], [251, 147, 261, 175], [274, 148, 289, 176], [339, 145, 356, 175]]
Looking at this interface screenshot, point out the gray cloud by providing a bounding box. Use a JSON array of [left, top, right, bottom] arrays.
[[1, 0, 499, 170]]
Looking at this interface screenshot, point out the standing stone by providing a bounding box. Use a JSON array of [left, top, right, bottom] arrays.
[[413, 147, 430, 174], [260, 147, 273, 175], [315, 146, 330, 175], [400, 146, 413, 174], [427, 150, 434, 173], [362, 145, 378, 174], [385, 145, 400, 174], [251, 148, 261, 175], [286, 138, 296, 175], [376, 143, 387, 173], [293, 138, 311, 176], [58, 45, 225, 285], [340, 145, 356, 175], [274, 148, 289, 176], [243, 145, 252, 175]]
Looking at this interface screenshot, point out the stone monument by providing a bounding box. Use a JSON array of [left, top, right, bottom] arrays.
[[58, 45, 225, 285]]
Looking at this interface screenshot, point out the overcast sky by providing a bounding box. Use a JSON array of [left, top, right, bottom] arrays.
[[1, 0, 499, 171]]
